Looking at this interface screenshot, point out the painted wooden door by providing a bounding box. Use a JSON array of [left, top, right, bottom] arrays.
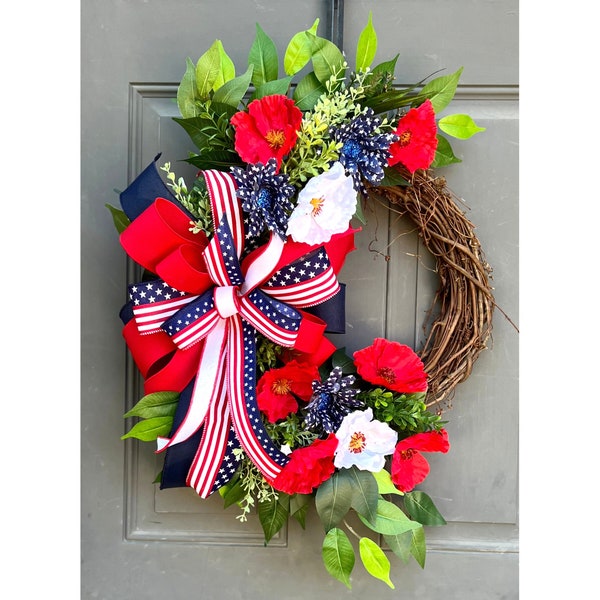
[[81, 1, 518, 598]]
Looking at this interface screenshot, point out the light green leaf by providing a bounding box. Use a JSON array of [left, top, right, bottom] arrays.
[[315, 470, 353, 532], [121, 416, 173, 442], [123, 391, 179, 419], [347, 468, 379, 526], [359, 538, 395, 589], [195, 41, 222, 98], [358, 498, 421, 535], [372, 469, 404, 496], [284, 19, 319, 75], [404, 491, 447, 526], [177, 57, 199, 118], [212, 64, 254, 108], [372, 54, 399, 79], [258, 496, 289, 544], [356, 11, 377, 71], [290, 493, 311, 529], [292, 71, 327, 111], [438, 113, 486, 139], [322, 528, 355, 589], [248, 23, 279, 87], [410, 525, 427, 568], [105, 203, 130, 234], [250, 76, 293, 101], [383, 530, 412, 563], [308, 33, 346, 85], [420, 67, 463, 113], [431, 134, 462, 168], [212, 41, 236, 91]]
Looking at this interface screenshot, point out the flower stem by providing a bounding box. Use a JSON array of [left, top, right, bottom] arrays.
[[343, 519, 361, 540]]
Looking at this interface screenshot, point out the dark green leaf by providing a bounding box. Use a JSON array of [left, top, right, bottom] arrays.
[[315, 470, 353, 532], [371, 54, 399, 79], [331, 348, 357, 374], [355, 11, 377, 71], [250, 76, 293, 101], [183, 150, 243, 171], [420, 67, 463, 113], [105, 204, 130, 234], [258, 496, 289, 544], [212, 65, 254, 108], [322, 528, 355, 589], [284, 19, 319, 76], [290, 493, 311, 529], [404, 491, 447, 526], [383, 530, 412, 563], [248, 23, 279, 87], [347, 468, 378, 526], [359, 537, 394, 589], [379, 167, 410, 187], [358, 498, 421, 535], [123, 391, 179, 419], [220, 478, 246, 509], [121, 416, 173, 442], [431, 134, 462, 168], [292, 71, 326, 111]]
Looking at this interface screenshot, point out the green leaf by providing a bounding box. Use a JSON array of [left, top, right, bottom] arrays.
[[371, 54, 399, 79], [431, 134, 462, 168], [177, 57, 199, 118], [123, 391, 179, 419], [372, 469, 404, 496], [420, 67, 463, 113], [404, 491, 447, 526], [183, 149, 243, 171], [293, 71, 327, 111], [322, 528, 355, 589], [248, 23, 279, 87], [250, 76, 293, 101], [220, 477, 246, 509], [359, 537, 395, 589], [438, 113, 486, 139], [331, 348, 356, 374], [290, 493, 311, 529], [356, 11, 377, 72], [315, 470, 353, 532], [284, 19, 319, 76], [347, 468, 378, 526], [121, 416, 173, 442], [380, 167, 410, 187], [358, 498, 421, 535], [195, 41, 222, 98], [383, 530, 412, 563], [212, 65, 254, 108], [308, 33, 346, 85], [410, 525, 427, 568], [258, 496, 289, 544], [212, 40, 236, 91], [105, 203, 130, 234]]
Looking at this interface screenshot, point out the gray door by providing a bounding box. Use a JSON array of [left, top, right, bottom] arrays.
[[81, 1, 518, 598]]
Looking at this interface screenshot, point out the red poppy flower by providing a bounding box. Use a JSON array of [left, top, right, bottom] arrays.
[[388, 99, 438, 173], [391, 429, 450, 492], [230, 94, 303, 170], [270, 434, 339, 495], [256, 360, 319, 423], [353, 337, 428, 393]]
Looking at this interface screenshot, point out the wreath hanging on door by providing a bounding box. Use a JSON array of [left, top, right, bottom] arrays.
[[108, 13, 492, 589]]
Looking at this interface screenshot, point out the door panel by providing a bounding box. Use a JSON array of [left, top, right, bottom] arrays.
[[82, 1, 518, 598]]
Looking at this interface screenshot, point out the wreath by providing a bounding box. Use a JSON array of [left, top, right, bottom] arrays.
[[108, 13, 491, 589]]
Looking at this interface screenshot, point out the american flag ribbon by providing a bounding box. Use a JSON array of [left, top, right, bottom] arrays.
[[126, 169, 343, 497]]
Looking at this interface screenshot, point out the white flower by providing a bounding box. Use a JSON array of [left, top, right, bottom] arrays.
[[333, 408, 398, 472], [286, 161, 357, 245]]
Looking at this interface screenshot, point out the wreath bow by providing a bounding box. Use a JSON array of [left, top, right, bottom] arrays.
[[119, 164, 355, 497]]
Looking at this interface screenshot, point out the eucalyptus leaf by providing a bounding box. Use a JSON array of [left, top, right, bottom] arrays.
[[315, 470, 353, 531], [105, 204, 130, 234], [293, 71, 327, 111], [358, 498, 421, 535], [372, 469, 404, 496], [121, 416, 173, 442], [258, 496, 289, 544], [420, 67, 463, 113], [284, 19, 319, 76], [195, 41, 222, 98], [248, 23, 279, 87], [356, 11, 377, 72], [404, 491, 447, 526], [177, 57, 199, 118], [322, 528, 355, 589], [359, 537, 395, 589], [431, 134, 462, 168], [438, 113, 486, 139], [123, 391, 179, 419], [212, 65, 254, 108], [212, 40, 236, 91]]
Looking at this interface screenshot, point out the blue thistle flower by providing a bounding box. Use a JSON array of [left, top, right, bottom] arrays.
[[304, 366, 364, 434], [230, 158, 295, 239], [331, 108, 398, 196]]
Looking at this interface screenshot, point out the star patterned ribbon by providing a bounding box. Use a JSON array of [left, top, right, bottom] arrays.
[[119, 164, 356, 497]]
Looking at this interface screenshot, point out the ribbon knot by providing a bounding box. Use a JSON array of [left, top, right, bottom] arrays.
[[213, 285, 241, 319]]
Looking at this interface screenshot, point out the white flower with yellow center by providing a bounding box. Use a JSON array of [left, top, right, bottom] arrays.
[[286, 161, 357, 245], [333, 408, 398, 471]]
